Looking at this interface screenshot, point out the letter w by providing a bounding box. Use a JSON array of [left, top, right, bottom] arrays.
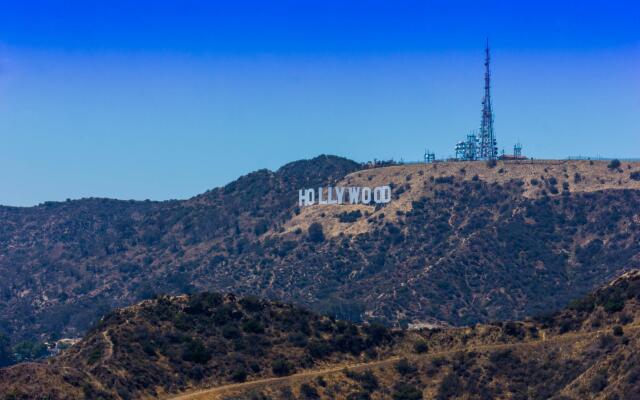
[[348, 187, 361, 204]]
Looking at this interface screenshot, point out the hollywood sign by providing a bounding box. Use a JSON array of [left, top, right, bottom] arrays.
[[298, 186, 391, 207]]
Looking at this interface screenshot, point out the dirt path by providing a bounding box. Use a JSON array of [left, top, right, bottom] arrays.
[[102, 329, 114, 361], [169, 325, 640, 400]]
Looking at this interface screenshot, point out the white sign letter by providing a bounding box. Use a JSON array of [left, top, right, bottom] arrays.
[[318, 187, 328, 205], [299, 189, 315, 206], [335, 187, 345, 204], [348, 187, 361, 204], [361, 187, 371, 204], [374, 186, 392, 204]]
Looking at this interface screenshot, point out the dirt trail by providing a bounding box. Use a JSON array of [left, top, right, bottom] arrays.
[[169, 325, 640, 400], [102, 329, 114, 361]]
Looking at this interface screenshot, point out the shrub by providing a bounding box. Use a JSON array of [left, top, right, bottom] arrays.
[[339, 210, 362, 223], [222, 324, 241, 339], [630, 171, 640, 181], [308, 223, 325, 243], [574, 172, 582, 183], [183, 340, 211, 364], [395, 358, 417, 375], [603, 298, 624, 313], [413, 340, 428, 354], [613, 325, 624, 336], [307, 340, 332, 359], [347, 392, 371, 400], [589, 371, 608, 392], [434, 176, 454, 184], [392, 383, 422, 400], [242, 319, 265, 334], [240, 295, 264, 312], [299, 383, 320, 399], [271, 358, 294, 376], [608, 159, 621, 169], [230, 367, 248, 382]]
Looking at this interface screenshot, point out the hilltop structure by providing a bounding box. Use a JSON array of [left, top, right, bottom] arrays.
[[478, 40, 498, 160], [454, 41, 507, 161]]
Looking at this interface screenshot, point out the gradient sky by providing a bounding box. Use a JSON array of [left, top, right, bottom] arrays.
[[1, 1, 639, 206]]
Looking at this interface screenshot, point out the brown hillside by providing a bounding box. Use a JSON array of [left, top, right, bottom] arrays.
[[284, 160, 640, 238]]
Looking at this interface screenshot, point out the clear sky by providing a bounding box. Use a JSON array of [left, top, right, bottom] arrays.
[[1, 1, 639, 206]]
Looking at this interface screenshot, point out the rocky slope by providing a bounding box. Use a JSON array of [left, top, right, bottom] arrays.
[[2, 156, 640, 352]]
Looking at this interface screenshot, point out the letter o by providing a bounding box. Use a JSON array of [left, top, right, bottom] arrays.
[[361, 187, 371, 204], [374, 186, 391, 203]]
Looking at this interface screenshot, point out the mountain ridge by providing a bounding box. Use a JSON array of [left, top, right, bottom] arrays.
[[3, 270, 640, 399], [2, 156, 640, 357]]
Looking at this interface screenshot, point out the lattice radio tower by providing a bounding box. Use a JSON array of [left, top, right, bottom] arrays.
[[478, 40, 498, 160]]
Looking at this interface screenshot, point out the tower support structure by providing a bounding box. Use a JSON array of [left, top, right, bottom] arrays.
[[478, 40, 498, 160]]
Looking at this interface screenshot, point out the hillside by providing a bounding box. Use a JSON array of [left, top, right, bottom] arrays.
[[0, 293, 399, 399], [3, 271, 640, 399], [2, 156, 640, 353]]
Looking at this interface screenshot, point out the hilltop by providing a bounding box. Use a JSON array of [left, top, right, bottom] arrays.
[[2, 156, 640, 358], [2, 270, 640, 399], [0, 292, 399, 399]]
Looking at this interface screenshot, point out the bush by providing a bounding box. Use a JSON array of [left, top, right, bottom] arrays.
[[222, 324, 241, 339], [308, 223, 325, 243], [589, 371, 608, 392], [486, 159, 497, 168], [299, 383, 320, 399], [339, 210, 362, 223], [604, 298, 624, 313], [307, 340, 332, 359], [240, 295, 264, 312], [630, 171, 640, 181], [574, 172, 582, 183], [392, 383, 422, 400], [183, 340, 211, 364], [608, 159, 621, 169], [230, 367, 247, 382], [271, 358, 294, 376], [242, 319, 265, 334], [413, 340, 428, 354], [613, 325, 624, 336], [395, 358, 417, 375]]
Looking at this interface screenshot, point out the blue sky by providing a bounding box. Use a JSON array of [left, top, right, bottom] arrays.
[[1, 1, 639, 206]]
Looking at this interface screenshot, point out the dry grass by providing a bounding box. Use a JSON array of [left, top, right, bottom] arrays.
[[282, 160, 640, 238]]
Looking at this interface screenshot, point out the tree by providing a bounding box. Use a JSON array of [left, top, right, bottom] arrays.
[[608, 159, 621, 169], [0, 333, 15, 367], [308, 223, 325, 243]]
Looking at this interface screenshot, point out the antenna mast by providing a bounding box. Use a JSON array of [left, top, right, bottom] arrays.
[[478, 40, 498, 160]]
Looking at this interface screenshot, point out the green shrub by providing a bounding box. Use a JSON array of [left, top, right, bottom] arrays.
[[393, 383, 422, 400], [299, 383, 320, 399], [271, 358, 294, 376], [413, 340, 428, 354], [395, 358, 417, 375], [183, 340, 211, 364], [608, 159, 621, 169], [308, 223, 325, 243], [242, 319, 265, 334], [230, 367, 248, 382]]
